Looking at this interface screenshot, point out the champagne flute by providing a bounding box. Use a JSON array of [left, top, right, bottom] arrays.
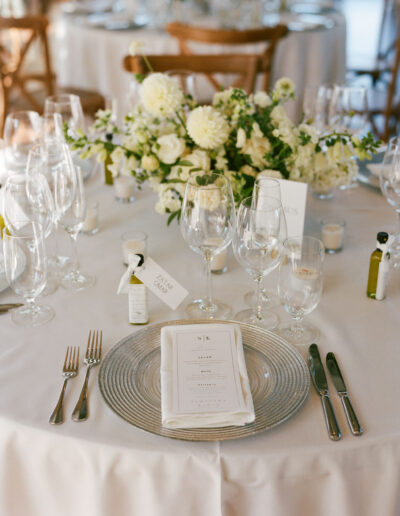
[[244, 176, 284, 309], [180, 173, 235, 319], [57, 166, 95, 291], [278, 236, 324, 345], [233, 196, 284, 329], [4, 111, 42, 173], [3, 222, 54, 326]]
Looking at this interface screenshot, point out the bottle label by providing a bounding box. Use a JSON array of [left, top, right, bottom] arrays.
[[128, 284, 148, 323], [376, 258, 389, 300]]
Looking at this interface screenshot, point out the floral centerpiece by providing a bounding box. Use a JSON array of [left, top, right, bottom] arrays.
[[67, 69, 379, 224]]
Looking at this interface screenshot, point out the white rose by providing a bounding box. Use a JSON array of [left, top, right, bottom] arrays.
[[129, 40, 145, 56], [241, 135, 271, 169], [156, 134, 185, 164], [140, 73, 184, 117], [254, 91, 272, 108], [236, 128, 246, 148], [141, 154, 159, 172], [121, 155, 138, 176], [187, 106, 230, 149], [185, 149, 211, 172], [110, 147, 125, 167]]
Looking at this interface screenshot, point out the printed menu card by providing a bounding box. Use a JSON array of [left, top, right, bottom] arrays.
[[160, 324, 255, 429]]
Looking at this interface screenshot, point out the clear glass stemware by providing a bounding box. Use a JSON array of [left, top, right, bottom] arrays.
[[277, 236, 324, 346], [57, 166, 95, 291], [380, 137, 400, 267], [4, 110, 42, 174], [180, 173, 235, 319], [233, 195, 284, 329], [3, 223, 54, 326]]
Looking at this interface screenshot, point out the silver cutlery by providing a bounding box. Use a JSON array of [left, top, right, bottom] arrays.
[[308, 343, 341, 441], [49, 346, 79, 425], [72, 330, 102, 422], [326, 352, 363, 436], [0, 303, 23, 314]]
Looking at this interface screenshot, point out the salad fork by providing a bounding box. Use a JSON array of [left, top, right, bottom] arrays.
[[72, 330, 102, 421], [49, 346, 79, 425]]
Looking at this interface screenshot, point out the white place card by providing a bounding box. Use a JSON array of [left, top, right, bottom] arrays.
[[276, 179, 308, 238], [171, 326, 246, 415], [134, 257, 188, 311]]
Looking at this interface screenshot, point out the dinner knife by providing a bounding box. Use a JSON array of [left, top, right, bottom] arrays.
[[326, 352, 363, 436], [308, 343, 341, 441], [0, 303, 23, 314]]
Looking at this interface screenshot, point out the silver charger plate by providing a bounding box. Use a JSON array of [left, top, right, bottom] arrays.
[[98, 320, 310, 441]]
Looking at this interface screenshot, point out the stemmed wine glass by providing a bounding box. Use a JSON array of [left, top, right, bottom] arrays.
[[44, 94, 85, 137], [4, 111, 42, 173], [3, 222, 54, 327], [380, 137, 400, 267], [180, 173, 235, 319], [277, 236, 324, 345], [329, 85, 368, 136], [233, 196, 284, 329], [56, 166, 95, 291], [302, 84, 332, 135], [27, 141, 77, 269], [244, 176, 284, 309]]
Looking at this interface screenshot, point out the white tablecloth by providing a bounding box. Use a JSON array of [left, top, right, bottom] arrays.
[[0, 167, 400, 515], [53, 10, 346, 121]]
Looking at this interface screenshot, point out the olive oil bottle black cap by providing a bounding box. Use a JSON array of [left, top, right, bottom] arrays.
[[135, 253, 144, 267], [377, 232, 389, 244]]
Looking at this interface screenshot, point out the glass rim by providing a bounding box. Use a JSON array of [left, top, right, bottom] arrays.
[[45, 93, 81, 106], [3, 222, 44, 240], [186, 172, 230, 189], [283, 235, 325, 251], [5, 110, 41, 120]]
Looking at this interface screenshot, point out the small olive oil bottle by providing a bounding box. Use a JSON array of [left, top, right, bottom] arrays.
[[367, 232, 389, 299], [128, 254, 149, 325]]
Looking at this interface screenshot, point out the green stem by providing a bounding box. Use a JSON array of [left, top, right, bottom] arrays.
[[142, 54, 154, 73]]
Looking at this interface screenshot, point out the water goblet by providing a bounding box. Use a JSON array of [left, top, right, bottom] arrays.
[[277, 236, 324, 345], [57, 166, 95, 291], [44, 94, 85, 137], [379, 136, 400, 267], [233, 196, 284, 329], [180, 173, 235, 319], [4, 110, 42, 173], [3, 223, 54, 326]]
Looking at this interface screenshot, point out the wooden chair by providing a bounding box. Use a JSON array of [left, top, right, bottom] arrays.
[[123, 54, 262, 95], [0, 14, 104, 135], [165, 22, 288, 92]]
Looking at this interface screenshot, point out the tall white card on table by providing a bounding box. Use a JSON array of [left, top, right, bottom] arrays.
[[276, 179, 308, 238]]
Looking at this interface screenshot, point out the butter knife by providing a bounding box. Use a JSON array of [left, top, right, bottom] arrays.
[[0, 303, 23, 314], [308, 343, 341, 441], [326, 352, 363, 436]]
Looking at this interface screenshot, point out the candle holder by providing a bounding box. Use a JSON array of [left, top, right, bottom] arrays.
[[81, 200, 99, 235], [114, 176, 135, 203], [121, 230, 147, 266], [320, 219, 346, 254]]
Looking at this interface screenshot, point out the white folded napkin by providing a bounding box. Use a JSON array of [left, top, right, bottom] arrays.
[[160, 324, 255, 429]]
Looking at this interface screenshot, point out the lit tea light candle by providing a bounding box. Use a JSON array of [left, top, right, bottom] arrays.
[[81, 201, 99, 235], [114, 176, 135, 203], [321, 219, 346, 254]]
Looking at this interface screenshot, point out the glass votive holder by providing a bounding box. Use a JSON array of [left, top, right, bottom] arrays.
[[114, 176, 135, 203], [81, 201, 99, 235], [320, 219, 346, 254], [211, 248, 228, 274], [121, 230, 147, 266]]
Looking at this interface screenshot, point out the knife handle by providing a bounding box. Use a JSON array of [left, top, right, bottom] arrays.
[[341, 395, 362, 436], [321, 395, 341, 441]]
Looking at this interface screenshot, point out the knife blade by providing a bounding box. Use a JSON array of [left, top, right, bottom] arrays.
[[326, 352, 363, 436], [0, 303, 23, 314], [308, 343, 341, 441]]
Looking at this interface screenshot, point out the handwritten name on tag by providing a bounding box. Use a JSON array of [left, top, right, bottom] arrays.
[[135, 257, 188, 310]]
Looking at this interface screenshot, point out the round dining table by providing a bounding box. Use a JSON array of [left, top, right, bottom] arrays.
[[53, 5, 346, 121], [0, 161, 399, 515]]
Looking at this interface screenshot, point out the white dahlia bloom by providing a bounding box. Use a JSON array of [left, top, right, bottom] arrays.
[[140, 73, 184, 117], [186, 106, 230, 149], [129, 40, 145, 56]]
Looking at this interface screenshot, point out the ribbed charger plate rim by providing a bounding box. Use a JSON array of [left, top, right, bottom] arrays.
[[98, 319, 310, 441]]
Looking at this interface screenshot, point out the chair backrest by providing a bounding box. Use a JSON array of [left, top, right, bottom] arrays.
[[166, 22, 288, 91], [123, 53, 262, 95], [0, 14, 55, 133]]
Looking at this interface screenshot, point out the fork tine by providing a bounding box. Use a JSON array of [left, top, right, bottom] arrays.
[[86, 330, 92, 359], [74, 347, 79, 370], [63, 346, 70, 370], [99, 331, 102, 359]]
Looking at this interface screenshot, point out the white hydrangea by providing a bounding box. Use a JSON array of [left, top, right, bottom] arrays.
[[254, 91, 272, 108], [241, 135, 271, 169], [121, 155, 138, 176], [258, 169, 283, 179], [156, 134, 185, 164], [273, 77, 295, 101], [140, 73, 184, 117], [186, 106, 230, 149], [155, 185, 182, 214], [195, 186, 222, 211]]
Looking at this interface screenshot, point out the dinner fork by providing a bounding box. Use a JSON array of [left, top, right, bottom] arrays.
[[49, 346, 79, 425], [72, 330, 102, 421]]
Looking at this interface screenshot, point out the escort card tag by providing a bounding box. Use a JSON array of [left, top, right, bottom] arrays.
[[276, 179, 308, 238], [134, 257, 188, 310]]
